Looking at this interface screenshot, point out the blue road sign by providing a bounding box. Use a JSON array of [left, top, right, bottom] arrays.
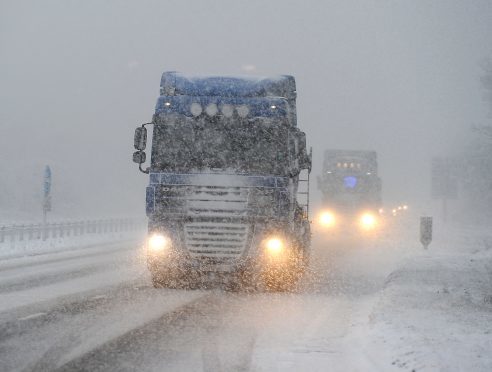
[[44, 166, 51, 197]]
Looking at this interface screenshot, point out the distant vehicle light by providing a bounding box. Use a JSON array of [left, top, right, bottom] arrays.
[[359, 213, 377, 230], [148, 233, 170, 253], [190, 103, 203, 117], [366, 172, 372, 175], [236, 105, 250, 118], [403, 205, 408, 210], [205, 103, 218, 116], [319, 211, 336, 228], [221, 104, 234, 118]]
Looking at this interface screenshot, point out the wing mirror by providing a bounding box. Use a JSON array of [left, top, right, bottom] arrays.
[[133, 151, 146, 164], [134, 127, 147, 150]]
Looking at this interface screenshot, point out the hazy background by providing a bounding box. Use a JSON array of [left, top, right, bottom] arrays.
[[1, 0, 491, 222]]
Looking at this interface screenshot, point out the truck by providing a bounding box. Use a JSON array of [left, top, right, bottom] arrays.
[[317, 150, 382, 233], [133, 72, 311, 290]]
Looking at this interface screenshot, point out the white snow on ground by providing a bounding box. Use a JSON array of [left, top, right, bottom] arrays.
[[246, 220, 492, 371], [357, 224, 492, 371], [0, 241, 208, 371], [0, 217, 491, 371]]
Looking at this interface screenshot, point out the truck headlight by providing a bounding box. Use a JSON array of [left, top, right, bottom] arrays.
[[264, 237, 284, 255], [359, 213, 377, 230], [148, 233, 171, 253]]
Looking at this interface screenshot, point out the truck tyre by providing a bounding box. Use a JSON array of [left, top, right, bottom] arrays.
[[150, 269, 183, 289]]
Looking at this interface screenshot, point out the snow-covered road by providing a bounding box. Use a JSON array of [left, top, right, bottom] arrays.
[[0, 224, 490, 371]]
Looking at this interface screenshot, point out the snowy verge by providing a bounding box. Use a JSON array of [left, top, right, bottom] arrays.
[[0, 218, 146, 260], [361, 226, 492, 371]]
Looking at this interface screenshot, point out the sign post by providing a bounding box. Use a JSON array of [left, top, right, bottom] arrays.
[[420, 216, 432, 249], [43, 166, 52, 226]]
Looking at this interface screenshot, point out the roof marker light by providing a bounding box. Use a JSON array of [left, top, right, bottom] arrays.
[[205, 103, 218, 116], [237, 105, 250, 118], [221, 104, 234, 118], [190, 103, 202, 117]]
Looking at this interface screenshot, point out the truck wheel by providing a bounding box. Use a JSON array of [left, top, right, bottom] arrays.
[[150, 269, 183, 289], [151, 272, 165, 288], [262, 266, 300, 292]]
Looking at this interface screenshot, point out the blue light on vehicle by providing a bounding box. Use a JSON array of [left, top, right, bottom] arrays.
[[344, 176, 357, 189]]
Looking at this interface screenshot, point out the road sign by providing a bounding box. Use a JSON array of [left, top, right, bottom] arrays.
[[420, 216, 432, 249], [44, 166, 52, 197]]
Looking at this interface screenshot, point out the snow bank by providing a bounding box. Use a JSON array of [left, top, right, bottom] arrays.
[[0, 218, 147, 259], [363, 226, 492, 371]]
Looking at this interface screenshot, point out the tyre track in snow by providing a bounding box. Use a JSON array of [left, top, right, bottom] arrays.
[[0, 261, 120, 293], [0, 281, 207, 372], [1, 233, 410, 372], [30, 292, 222, 372], [49, 239, 395, 372], [49, 291, 257, 372], [0, 242, 137, 271], [0, 242, 146, 313], [0, 243, 137, 289]]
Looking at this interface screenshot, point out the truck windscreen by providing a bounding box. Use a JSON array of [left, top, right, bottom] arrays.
[[150, 117, 290, 176]]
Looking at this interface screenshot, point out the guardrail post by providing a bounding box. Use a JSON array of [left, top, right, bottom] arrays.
[[27, 225, 33, 240], [0, 217, 145, 250], [42, 223, 47, 241]]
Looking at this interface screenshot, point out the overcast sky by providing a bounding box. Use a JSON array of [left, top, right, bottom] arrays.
[[1, 0, 491, 220]]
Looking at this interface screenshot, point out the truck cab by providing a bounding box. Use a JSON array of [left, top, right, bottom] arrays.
[[133, 72, 311, 290], [317, 150, 382, 234]]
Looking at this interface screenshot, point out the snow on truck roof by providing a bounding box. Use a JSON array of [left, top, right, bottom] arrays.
[[160, 72, 296, 99], [324, 150, 377, 160]]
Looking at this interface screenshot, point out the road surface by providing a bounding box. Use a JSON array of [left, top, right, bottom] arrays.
[[0, 225, 490, 371]]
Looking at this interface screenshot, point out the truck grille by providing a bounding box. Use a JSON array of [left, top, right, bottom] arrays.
[[184, 222, 249, 258], [186, 186, 249, 217]]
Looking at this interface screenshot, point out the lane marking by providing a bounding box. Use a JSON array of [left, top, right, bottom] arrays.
[[18, 312, 47, 321], [91, 295, 107, 300]]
